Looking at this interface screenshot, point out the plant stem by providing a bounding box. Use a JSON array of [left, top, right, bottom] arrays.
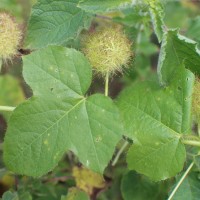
[[168, 162, 194, 200], [112, 141, 129, 166], [105, 72, 109, 97], [0, 106, 15, 112], [181, 139, 200, 147]]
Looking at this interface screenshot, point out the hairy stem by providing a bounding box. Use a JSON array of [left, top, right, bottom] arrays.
[[0, 106, 15, 112], [168, 162, 194, 200], [112, 141, 129, 166], [105, 72, 109, 97]]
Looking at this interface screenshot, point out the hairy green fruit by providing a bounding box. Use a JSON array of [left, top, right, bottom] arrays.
[[0, 13, 21, 60], [83, 26, 132, 76]]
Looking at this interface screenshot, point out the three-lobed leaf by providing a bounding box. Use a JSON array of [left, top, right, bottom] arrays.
[[116, 66, 194, 181], [3, 46, 123, 177], [119, 27, 200, 181]]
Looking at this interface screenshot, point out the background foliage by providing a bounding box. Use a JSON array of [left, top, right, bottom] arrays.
[[1, 0, 200, 200]]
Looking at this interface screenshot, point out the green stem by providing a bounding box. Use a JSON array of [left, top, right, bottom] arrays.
[[112, 141, 129, 166], [181, 139, 200, 147], [105, 72, 109, 97], [0, 106, 15, 112], [168, 162, 194, 200]]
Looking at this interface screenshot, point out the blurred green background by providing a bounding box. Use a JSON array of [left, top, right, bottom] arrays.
[[0, 0, 200, 199]]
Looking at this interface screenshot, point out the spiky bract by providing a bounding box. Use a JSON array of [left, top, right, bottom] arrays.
[[0, 13, 21, 60], [83, 26, 132, 76]]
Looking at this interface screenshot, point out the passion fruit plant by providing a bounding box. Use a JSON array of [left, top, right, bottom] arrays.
[[1, 0, 200, 199]]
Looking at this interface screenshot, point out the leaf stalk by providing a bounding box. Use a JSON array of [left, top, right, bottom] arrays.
[[0, 106, 15, 112], [112, 141, 129, 166], [181, 139, 200, 147], [105, 72, 109, 97]]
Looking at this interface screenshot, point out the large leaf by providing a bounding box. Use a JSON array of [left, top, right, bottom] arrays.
[[170, 172, 200, 200], [25, 0, 91, 49], [78, 0, 133, 13], [4, 46, 123, 177], [158, 29, 200, 85], [116, 66, 194, 181]]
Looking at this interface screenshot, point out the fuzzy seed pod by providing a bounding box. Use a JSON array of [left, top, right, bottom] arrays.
[[0, 13, 21, 60], [83, 26, 132, 76], [192, 78, 200, 120]]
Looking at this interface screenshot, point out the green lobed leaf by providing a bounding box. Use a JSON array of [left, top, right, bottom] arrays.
[[4, 46, 123, 177], [170, 172, 200, 200], [78, 0, 133, 13], [25, 0, 92, 49], [116, 66, 194, 181], [158, 29, 200, 85]]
